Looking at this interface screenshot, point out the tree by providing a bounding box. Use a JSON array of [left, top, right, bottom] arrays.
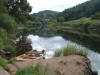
[[0, 38, 4, 51], [0, 13, 17, 33], [7, 0, 32, 23], [0, 0, 8, 13]]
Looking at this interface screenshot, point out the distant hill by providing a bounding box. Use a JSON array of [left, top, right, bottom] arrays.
[[32, 10, 59, 19], [57, 0, 100, 21]]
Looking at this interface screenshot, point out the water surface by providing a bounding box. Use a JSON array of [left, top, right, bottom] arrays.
[[28, 35, 100, 75]]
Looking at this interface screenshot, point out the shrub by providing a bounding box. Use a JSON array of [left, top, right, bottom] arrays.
[[0, 13, 17, 33], [54, 50, 62, 57], [63, 45, 77, 56], [16, 62, 48, 75], [54, 45, 88, 57], [0, 28, 7, 39], [92, 12, 100, 19], [4, 45, 16, 52], [0, 56, 10, 71], [8, 57, 17, 64], [0, 37, 4, 51]]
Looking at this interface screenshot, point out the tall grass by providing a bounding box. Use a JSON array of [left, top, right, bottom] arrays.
[[54, 50, 62, 57], [54, 45, 88, 57], [16, 62, 48, 75], [8, 57, 17, 64], [0, 56, 10, 71]]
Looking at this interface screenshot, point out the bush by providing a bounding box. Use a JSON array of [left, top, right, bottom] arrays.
[[0, 37, 4, 51], [0, 28, 7, 43], [16, 63, 48, 75], [63, 45, 77, 56], [0, 13, 17, 33], [8, 57, 17, 64], [54, 50, 62, 57], [4, 45, 16, 52], [0, 56, 10, 71], [54, 45, 88, 57], [92, 12, 100, 19]]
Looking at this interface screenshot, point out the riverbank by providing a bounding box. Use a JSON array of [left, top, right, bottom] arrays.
[[48, 18, 100, 52], [7, 55, 97, 75], [57, 30, 100, 52]]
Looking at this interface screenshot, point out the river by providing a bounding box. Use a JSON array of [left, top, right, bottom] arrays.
[[28, 34, 100, 75]]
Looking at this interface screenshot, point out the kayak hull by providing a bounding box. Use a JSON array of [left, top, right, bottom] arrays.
[[16, 50, 45, 61]]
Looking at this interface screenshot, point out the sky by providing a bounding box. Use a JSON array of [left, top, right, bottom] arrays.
[[27, 0, 88, 13]]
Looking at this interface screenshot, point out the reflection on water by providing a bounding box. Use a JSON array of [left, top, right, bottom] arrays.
[[28, 34, 100, 75]]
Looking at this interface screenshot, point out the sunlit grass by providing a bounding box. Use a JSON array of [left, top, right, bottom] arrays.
[[16, 62, 48, 75], [54, 50, 62, 57], [54, 45, 88, 57]]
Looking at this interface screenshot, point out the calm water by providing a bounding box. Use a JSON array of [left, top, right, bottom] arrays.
[[28, 34, 100, 75]]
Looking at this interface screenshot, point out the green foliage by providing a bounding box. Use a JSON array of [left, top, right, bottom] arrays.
[[16, 63, 49, 75], [54, 50, 62, 57], [33, 10, 59, 19], [0, 28, 7, 38], [4, 45, 16, 52], [0, 0, 8, 13], [0, 13, 17, 33], [92, 12, 100, 19], [57, 17, 64, 22], [57, 0, 100, 21], [0, 0, 32, 55], [0, 37, 4, 51], [8, 0, 32, 23], [54, 45, 88, 57], [63, 45, 77, 56], [0, 56, 10, 71], [49, 18, 90, 32], [49, 17, 100, 35], [8, 57, 17, 64]]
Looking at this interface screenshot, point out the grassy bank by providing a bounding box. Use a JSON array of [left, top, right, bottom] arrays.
[[0, 56, 10, 71], [54, 45, 88, 57], [49, 18, 100, 52], [16, 62, 48, 75]]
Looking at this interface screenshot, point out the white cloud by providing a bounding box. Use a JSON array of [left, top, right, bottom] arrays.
[[27, 0, 88, 13]]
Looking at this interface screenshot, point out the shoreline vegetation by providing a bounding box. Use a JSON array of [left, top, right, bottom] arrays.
[[49, 18, 100, 52], [15, 45, 88, 75], [16, 62, 49, 75], [54, 45, 88, 57]]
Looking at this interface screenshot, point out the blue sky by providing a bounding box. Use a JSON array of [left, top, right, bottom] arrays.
[[27, 0, 88, 13]]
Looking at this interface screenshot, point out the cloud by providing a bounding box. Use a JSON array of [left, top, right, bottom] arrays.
[[27, 0, 88, 13]]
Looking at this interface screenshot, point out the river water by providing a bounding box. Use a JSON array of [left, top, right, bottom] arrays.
[[28, 34, 100, 75]]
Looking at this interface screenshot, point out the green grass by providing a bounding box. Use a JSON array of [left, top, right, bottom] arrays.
[[0, 56, 10, 71], [54, 45, 88, 57], [16, 62, 48, 75], [54, 50, 62, 57], [8, 57, 17, 64]]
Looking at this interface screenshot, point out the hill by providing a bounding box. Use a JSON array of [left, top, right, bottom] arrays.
[[32, 10, 59, 19], [56, 0, 100, 21]]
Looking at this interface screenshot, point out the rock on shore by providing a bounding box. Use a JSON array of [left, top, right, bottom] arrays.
[[0, 67, 10, 75], [8, 55, 97, 75]]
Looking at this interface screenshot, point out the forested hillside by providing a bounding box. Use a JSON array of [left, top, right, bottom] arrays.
[[33, 10, 59, 19], [49, 0, 100, 34], [55, 0, 100, 21]]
